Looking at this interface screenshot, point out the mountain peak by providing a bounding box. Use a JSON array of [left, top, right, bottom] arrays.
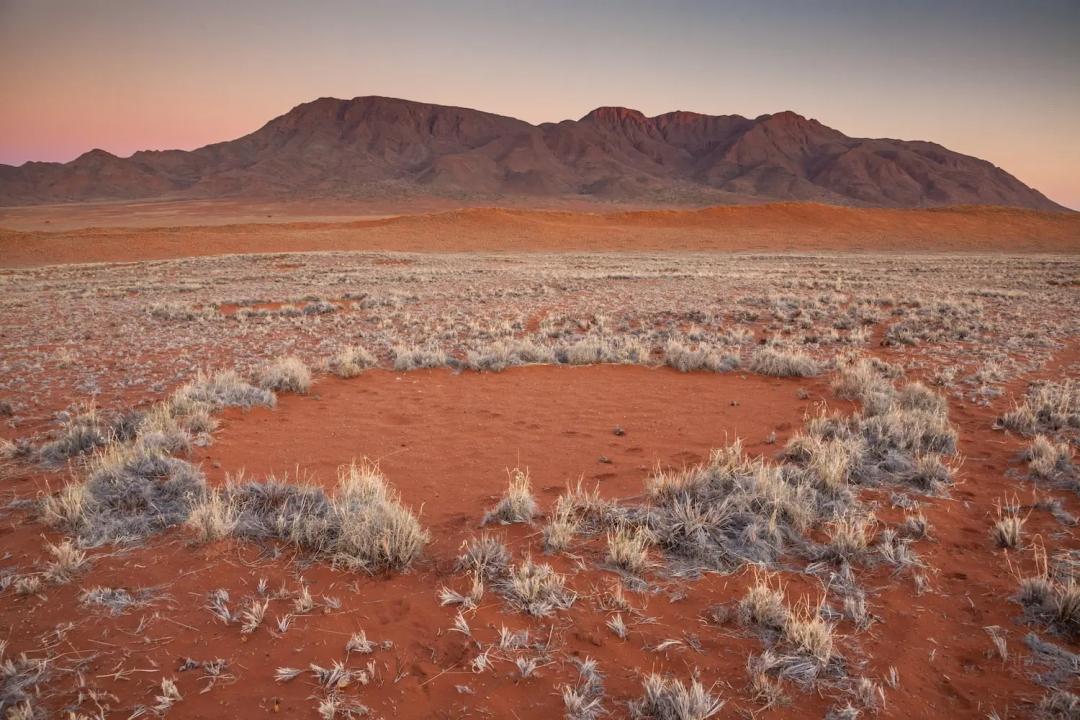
[[580, 106, 650, 125], [0, 96, 1065, 211]]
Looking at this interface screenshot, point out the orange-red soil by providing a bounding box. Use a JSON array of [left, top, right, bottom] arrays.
[[2, 362, 1076, 718], [1, 202, 1077, 267]]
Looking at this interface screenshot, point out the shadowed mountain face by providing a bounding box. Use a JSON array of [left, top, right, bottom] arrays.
[[0, 96, 1065, 210]]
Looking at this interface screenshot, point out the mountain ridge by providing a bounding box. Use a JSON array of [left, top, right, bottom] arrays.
[[0, 95, 1066, 210]]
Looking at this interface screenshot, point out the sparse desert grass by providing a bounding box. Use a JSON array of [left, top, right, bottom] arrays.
[[42, 538, 88, 583], [171, 368, 276, 410], [393, 345, 449, 371], [560, 334, 650, 366], [749, 346, 821, 377], [562, 657, 606, 720], [991, 497, 1026, 549], [1017, 549, 1080, 639], [186, 486, 239, 543], [0, 645, 49, 715], [257, 356, 312, 394], [221, 460, 429, 571], [332, 345, 377, 378], [44, 442, 206, 546], [630, 674, 725, 720], [606, 524, 652, 574], [825, 514, 875, 560], [795, 362, 958, 493], [1027, 435, 1077, 483], [643, 440, 843, 570], [999, 380, 1079, 436], [497, 555, 575, 616], [484, 468, 538, 525], [737, 573, 790, 630], [38, 407, 109, 465], [2, 251, 1076, 717], [664, 339, 739, 373], [1040, 689, 1080, 719], [80, 586, 145, 614], [543, 503, 579, 553], [468, 338, 556, 371], [457, 533, 511, 580]]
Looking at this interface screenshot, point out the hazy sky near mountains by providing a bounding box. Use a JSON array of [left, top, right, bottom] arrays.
[[1, 0, 1077, 208]]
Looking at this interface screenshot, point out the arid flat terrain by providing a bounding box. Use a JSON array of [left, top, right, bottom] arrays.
[[0, 203, 1078, 267], [1, 236, 1078, 719]]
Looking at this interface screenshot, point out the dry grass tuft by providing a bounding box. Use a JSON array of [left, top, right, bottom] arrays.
[[998, 380, 1079, 436], [483, 468, 538, 525], [991, 496, 1026, 549], [43, 538, 88, 583], [1027, 435, 1076, 482], [333, 345, 377, 378], [630, 674, 725, 720], [606, 524, 652, 574], [257, 356, 312, 394], [749, 346, 821, 377], [498, 555, 575, 616]]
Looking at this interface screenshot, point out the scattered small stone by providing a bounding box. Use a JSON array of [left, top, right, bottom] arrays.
[[613, 426, 625, 436], [598, 456, 612, 464]]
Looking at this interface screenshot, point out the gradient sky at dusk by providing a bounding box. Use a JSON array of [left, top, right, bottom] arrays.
[[1, 0, 1078, 208]]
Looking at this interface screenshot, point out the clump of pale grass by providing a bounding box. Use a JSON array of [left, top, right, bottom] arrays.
[[749, 347, 821, 378], [998, 380, 1079, 436], [991, 497, 1026, 550], [43, 538, 88, 583], [543, 503, 579, 553], [483, 468, 538, 525], [13, 575, 42, 596], [171, 369, 275, 410], [664, 340, 739, 374], [393, 345, 449, 371], [825, 515, 875, 561], [783, 597, 835, 665], [257, 356, 311, 394], [606, 524, 652, 574], [559, 334, 650, 366], [1026, 435, 1076, 482], [202, 460, 428, 571], [186, 487, 238, 543], [39, 407, 109, 465], [333, 345, 377, 378], [562, 657, 606, 720], [457, 534, 511, 580], [630, 674, 725, 720], [467, 339, 555, 371], [737, 573, 790, 631], [497, 555, 575, 616], [1015, 547, 1080, 639]]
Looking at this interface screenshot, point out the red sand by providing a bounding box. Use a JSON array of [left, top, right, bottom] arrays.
[[2, 362, 1075, 718], [1, 203, 1077, 267]]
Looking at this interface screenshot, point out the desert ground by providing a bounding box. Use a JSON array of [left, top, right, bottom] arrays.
[[1, 204, 1079, 720]]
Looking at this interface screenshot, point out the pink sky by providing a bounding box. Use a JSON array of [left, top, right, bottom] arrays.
[[1, 1, 1077, 208]]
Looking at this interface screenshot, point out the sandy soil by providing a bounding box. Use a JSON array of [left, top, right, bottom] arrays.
[[0, 202, 1077, 267], [1, 212, 1077, 718], [2, 358, 1075, 719]]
